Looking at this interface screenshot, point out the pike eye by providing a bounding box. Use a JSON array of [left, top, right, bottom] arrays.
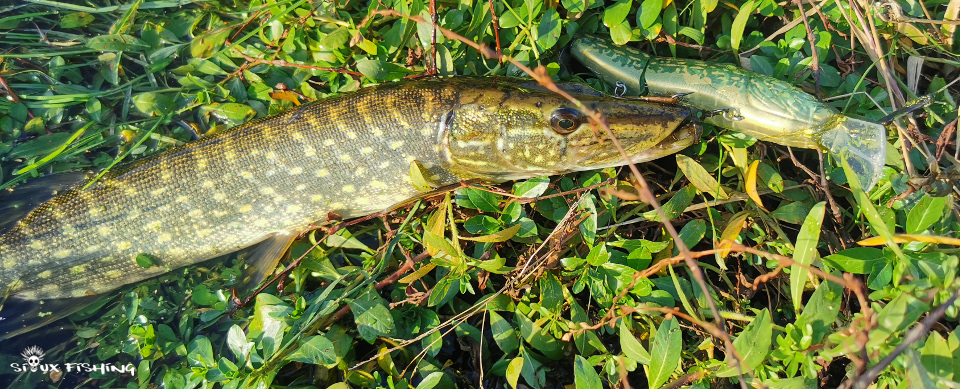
[[550, 108, 582, 134]]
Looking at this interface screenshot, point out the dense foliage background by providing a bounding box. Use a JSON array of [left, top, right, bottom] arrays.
[[0, 0, 958, 388]]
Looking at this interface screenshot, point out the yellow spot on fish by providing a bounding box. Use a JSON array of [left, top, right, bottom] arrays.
[[311, 195, 323, 202], [241, 171, 254, 179], [106, 270, 123, 279], [176, 196, 190, 203], [304, 146, 317, 157], [29, 240, 44, 250], [372, 129, 383, 136], [98, 226, 112, 237], [197, 229, 214, 238], [239, 204, 253, 213], [253, 219, 270, 227], [158, 233, 172, 243], [37, 270, 52, 279], [346, 131, 357, 140], [188, 209, 203, 218], [361, 147, 373, 154], [356, 197, 371, 206], [84, 245, 100, 253], [147, 221, 162, 230], [390, 141, 404, 150], [40, 284, 59, 294], [295, 184, 307, 191], [286, 204, 302, 213], [323, 139, 335, 146], [70, 264, 87, 274], [214, 193, 227, 201], [260, 187, 276, 195], [328, 202, 344, 209], [316, 169, 330, 177], [117, 241, 132, 250], [370, 181, 387, 189], [342, 185, 355, 193], [265, 151, 278, 159], [379, 161, 391, 169], [202, 181, 215, 189], [340, 154, 353, 162], [289, 167, 303, 175], [292, 132, 304, 140], [54, 249, 71, 259], [356, 167, 366, 176]]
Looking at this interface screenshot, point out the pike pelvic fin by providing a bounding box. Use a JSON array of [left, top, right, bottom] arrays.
[[0, 294, 102, 342], [236, 232, 298, 292], [0, 172, 89, 236]]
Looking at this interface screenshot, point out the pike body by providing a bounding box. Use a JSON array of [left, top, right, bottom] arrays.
[[0, 77, 700, 338]]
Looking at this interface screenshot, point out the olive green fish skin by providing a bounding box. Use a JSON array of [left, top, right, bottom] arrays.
[[571, 35, 838, 149], [0, 77, 699, 303]]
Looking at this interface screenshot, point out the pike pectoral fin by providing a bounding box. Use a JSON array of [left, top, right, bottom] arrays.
[[0, 172, 88, 235], [237, 232, 298, 291], [0, 294, 102, 341]]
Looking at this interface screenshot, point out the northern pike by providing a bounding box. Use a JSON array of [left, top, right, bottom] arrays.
[[0, 77, 701, 339], [570, 35, 887, 190]]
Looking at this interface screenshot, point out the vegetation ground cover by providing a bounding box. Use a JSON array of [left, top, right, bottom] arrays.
[[0, 0, 958, 388]]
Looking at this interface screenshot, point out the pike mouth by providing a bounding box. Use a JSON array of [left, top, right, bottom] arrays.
[[575, 116, 702, 166]]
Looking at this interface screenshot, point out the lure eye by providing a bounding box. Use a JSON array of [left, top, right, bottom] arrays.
[[550, 108, 582, 134]]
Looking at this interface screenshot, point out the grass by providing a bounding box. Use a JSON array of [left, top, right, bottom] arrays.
[[0, 0, 958, 388]]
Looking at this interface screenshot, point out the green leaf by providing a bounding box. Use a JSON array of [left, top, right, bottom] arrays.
[[286, 335, 337, 366], [539, 273, 564, 311], [906, 195, 948, 234], [609, 19, 633, 45], [906, 350, 938, 389], [86, 34, 148, 51], [643, 185, 696, 222], [677, 154, 729, 199], [190, 29, 230, 58], [637, 0, 662, 29], [132, 92, 174, 116], [535, 9, 561, 50], [603, 0, 633, 27], [648, 318, 681, 388], [466, 188, 501, 212], [799, 280, 842, 331], [513, 176, 550, 198], [356, 59, 412, 81], [920, 332, 953, 380], [677, 219, 707, 249], [770, 201, 812, 224], [490, 311, 519, 354], [350, 290, 396, 343], [574, 355, 603, 388], [619, 321, 651, 365], [822, 247, 884, 274], [717, 309, 772, 377], [187, 336, 215, 368], [731, 0, 756, 51], [415, 372, 445, 389], [61, 12, 95, 28], [208, 103, 256, 126], [464, 215, 500, 235], [791, 201, 825, 312], [506, 357, 523, 389]]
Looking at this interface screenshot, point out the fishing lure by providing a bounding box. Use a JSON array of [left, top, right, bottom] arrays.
[[570, 35, 887, 190]]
